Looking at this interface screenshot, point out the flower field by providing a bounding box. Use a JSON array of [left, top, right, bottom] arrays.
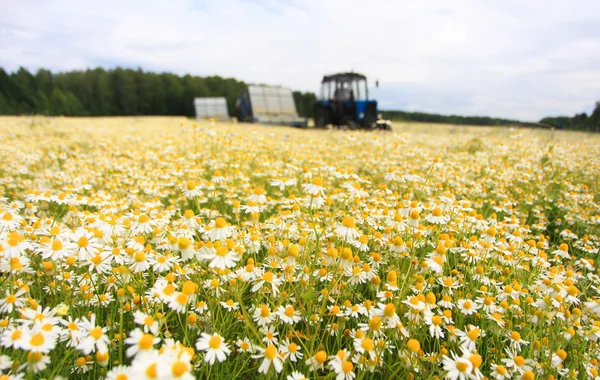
[[1, 116, 600, 379]]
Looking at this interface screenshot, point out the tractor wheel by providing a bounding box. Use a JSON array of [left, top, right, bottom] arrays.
[[342, 117, 359, 130], [314, 108, 329, 129]]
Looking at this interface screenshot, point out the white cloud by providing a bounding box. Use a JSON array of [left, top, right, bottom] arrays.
[[1, 0, 599, 120]]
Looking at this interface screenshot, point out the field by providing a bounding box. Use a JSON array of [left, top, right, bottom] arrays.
[[0, 116, 599, 379]]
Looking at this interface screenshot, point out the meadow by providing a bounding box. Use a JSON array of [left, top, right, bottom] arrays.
[[0, 116, 599, 379]]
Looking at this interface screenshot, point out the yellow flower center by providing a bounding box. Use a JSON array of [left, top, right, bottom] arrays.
[[342, 361, 353, 373], [52, 240, 63, 251], [215, 217, 227, 229], [171, 361, 187, 377], [265, 344, 277, 359], [134, 252, 146, 262], [285, 306, 295, 317], [178, 237, 191, 250], [361, 338, 374, 352], [138, 334, 155, 350], [383, 303, 395, 317], [514, 356, 526, 367], [456, 361, 469, 372], [27, 351, 43, 364], [260, 305, 270, 317], [29, 332, 45, 346], [209, 335, 221, 349], [78, 236, 89, 247], [90, 326, 103, 340], [467, 328, 481, 341], [216, 246, 228, 257], [342, 216, 356, 228]]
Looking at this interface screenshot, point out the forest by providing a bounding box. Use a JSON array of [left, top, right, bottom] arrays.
[[0, 67, 316, 119]]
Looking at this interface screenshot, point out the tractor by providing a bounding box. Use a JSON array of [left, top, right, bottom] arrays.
[[313, 72, 391, 130]]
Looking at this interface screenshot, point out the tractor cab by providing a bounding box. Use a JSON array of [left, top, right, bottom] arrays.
[[314, 72, 379, 129]]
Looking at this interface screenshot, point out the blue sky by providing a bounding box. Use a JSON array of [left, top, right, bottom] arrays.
[[1, 0, 599, 120]]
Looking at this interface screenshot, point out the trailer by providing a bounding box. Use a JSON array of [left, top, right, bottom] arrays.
[[236, 85, 307, 127], [194, 97, 230, 120]]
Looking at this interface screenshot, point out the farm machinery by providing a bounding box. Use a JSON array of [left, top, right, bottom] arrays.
[[313, 72, 391, 130]]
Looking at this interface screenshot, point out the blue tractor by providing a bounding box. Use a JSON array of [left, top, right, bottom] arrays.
[[313, 72, 391, 130]]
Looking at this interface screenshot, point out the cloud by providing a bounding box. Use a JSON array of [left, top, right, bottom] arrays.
[[1, 0, 599, 120]]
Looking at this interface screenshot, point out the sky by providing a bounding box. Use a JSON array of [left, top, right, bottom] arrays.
[[1, 0, 600, 121]]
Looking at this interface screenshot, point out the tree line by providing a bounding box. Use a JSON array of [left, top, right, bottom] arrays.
[[382, 106, 600, 132], [539, 105, 600, 132], [0, 67, 316, 118]]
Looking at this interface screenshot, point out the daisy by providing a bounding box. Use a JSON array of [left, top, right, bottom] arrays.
[[281, 339, 303, 362], [131, 213, 153, 234], [59, 317, 84, 348], [77, 314, 110, 354], [490, 363, 510, 380], [270, 178, 297, 191], [1, 326, 27, 349], [455, 325, 485, 352], [352, 234, 370, 252], [248, 187, 267, 204], [236, 338, 255, 353], [457, 298, 480, 316], [253, 344, 283, 374], [335, 216, 360, 241], [0, 288, 27, 313], [240, 201, 265, 214], [378, 302, 401, 328], [302, 177, 325, 196], [425, 207, 450, 225], [129, 250, 152, 273], [209, 246, 240, 269], [252, 271, 282, 296], [306, 350, 328, 372], [442, 351, 473, 380], [0, 211, 22, 230], [277, 304, 302, 324], [424, 310, 445, 339], [182, 180, 203, 198], [106, 365, 134, 380], [506, 330, 529, 351], [501, 349, 534, 375], [211, 170, 226, 184], [71, 229, 102, 260], [220, 299, 239, 311], [204, 217, 234, 241], [287, 371, 309, 380], [329, 350, 356, 380], [253, 304, 275, 326], [168, 292, 191, 313], [353, 336, 376, 359], [196, 333, 231, 365], [125, 328, 160, 357], [261, 326, 279, 345], [38, 236, 74, 260], [26, 351, 51, 373], [21, 328, 57, 353], [425, 253, 445, 274], [2, 232, 33, 258]]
